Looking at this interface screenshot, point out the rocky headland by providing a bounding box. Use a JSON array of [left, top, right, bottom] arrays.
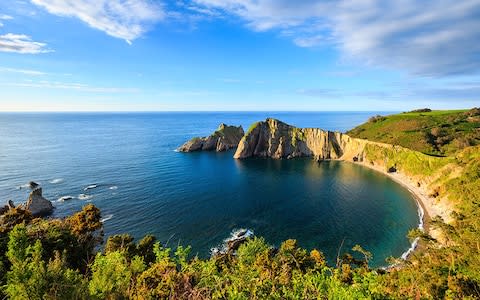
[[177, 118, 457, 243], [178, 123, 244, 152]]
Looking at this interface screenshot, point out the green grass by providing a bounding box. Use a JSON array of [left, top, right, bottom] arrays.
[[363, 143, 453, 176], [246, 122, 260, 135], [399, 109, 468, 117], [347, 108, 480, 156]]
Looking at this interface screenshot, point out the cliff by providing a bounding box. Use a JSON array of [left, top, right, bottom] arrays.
[[234, 118, 361, 160], [234, 118, 455, 226], [178, 123, 245, 152]]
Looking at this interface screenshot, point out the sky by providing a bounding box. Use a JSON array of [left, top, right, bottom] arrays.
[[0, 0, 479, 112]]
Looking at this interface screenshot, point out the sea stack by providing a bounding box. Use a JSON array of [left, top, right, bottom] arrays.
[[178, 123, 245, 152], [25, 187, 54, 217]]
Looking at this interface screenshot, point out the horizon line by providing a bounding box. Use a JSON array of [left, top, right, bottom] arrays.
[[0, 109, 455, 113]]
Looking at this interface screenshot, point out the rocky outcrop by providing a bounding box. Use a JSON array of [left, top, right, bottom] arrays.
[[178, 123, 245, 152], [25, 187, 54, 217], [234, 118, 364, 160]]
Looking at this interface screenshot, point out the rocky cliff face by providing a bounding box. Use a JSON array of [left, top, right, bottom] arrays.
[[234, 118, 366, 160], [178, 123, 244, 152], [25, 187, 54, 217]]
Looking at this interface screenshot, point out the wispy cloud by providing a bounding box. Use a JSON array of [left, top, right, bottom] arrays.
[[0, 67, 47, 75], [156, 90, 220, 97], [324, 70, 359, 78], [2, 80, 139, 93], [297, 80, 480, 102], [192, 0, 480, 77], [218, 78, 242, 83], [0, 14, 13, 20], [0, 14, 13, 26], [0, 33, 51, 54], [31, 0, 165, 43]]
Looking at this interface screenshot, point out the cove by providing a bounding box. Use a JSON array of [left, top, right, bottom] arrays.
[[146, 150, 419, 267], [0, 112, 418, 268]]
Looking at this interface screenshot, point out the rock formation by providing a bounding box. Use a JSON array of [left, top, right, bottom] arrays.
[[234, 118, 366, 160], [25, 187, 54, 217], [178, 123, 245, 152]]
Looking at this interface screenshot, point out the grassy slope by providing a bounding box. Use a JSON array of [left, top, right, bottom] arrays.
[[346, 109, 480, 297], [347, 109, 480, 156]]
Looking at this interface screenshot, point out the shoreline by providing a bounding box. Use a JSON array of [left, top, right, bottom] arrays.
[[345, 159, 451, 260]]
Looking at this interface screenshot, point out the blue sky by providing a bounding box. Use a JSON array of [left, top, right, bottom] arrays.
[[0, 0, 479, 111]]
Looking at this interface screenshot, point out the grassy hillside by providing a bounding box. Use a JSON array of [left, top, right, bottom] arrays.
[[347, 108, 480, 156]]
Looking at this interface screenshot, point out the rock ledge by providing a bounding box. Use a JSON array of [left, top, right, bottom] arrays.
[[178, 123, 244, 152]]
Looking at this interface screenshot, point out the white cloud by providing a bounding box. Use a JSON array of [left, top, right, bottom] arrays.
[[0, 33, 51, 54], [0, 67, 47, 75], [2, 80, 139, 93], [0, 14, 14, 20], [193, 0, 329, 30], [31, 0, 165, 43], [0, 14, 13, 27], [192, 0, 480, 77]]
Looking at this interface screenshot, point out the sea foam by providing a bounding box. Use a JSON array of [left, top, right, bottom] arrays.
[[50, 178, 64, 184], [101, 214, 114, 223], [210, 228, 254, 256], [78, 194, 93, 200]]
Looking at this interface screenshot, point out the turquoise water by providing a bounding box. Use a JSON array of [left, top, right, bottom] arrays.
[[0, 112, 419, 266]]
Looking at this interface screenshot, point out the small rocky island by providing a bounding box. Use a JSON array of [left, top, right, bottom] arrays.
[[178, 123, 244, 152], [1, 182, 54, 217]]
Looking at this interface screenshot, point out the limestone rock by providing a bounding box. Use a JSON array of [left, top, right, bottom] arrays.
[[25, 187, 54, 217], [234, 118, 350, 159], [178, 123, 245, 152]]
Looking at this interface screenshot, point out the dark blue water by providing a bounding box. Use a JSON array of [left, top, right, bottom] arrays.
[[0, 112, 419, 266]]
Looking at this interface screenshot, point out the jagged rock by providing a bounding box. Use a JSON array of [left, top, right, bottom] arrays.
[[25, 187, 54, 217], [178, 123, 245, 152], [29, 181, 40, 189], [227, 236, 249, 253], [388, 166, 397, 173], [234, 118, 349, 159], [0, 200, 16, 216]]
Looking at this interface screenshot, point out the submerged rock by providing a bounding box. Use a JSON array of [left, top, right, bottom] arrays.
[[29, 181, 40, 189], [211, 229, 254, 257], [178, 123, 244, 152], [25, 187, 54, 217]]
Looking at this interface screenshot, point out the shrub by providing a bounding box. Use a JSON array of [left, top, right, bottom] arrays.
[[368, 115, 386, 123]]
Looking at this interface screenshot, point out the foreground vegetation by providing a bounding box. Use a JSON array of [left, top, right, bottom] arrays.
[[0, 204, 392, 299], [1, 109, 479, 299]]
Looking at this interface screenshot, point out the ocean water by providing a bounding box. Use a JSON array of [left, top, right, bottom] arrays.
[[0, 112, 419, 266]]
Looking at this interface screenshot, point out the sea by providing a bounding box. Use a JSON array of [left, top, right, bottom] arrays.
[[0, 112, 420, 266]]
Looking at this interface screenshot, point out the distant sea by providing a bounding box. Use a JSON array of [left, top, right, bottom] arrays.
[[0, 112, 419, 266]]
